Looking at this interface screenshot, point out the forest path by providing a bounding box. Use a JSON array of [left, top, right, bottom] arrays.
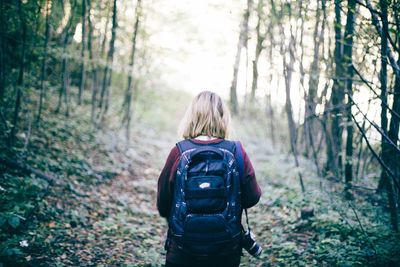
[[52, 118, 320, 266]]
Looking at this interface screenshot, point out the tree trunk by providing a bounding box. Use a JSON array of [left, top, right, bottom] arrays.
[[56, 2, 76, 116], [298, 1, 308, 156], [284, 42, 305, 193], [266, 20, 275, 147], [250, 0, 264, 103], [343, 0, 356, 189], [326, 0, 345, 178], [379, 0, 389, 191], [378, 0, 399, 232], [354, 120, 366, 180], [304, 0, 321, 159], [230, 0, 252, 115], [87, 0, 98, 122], [100, 1, 110, 58], [9, 0, 27, 146], [0, 0, 5, 105], [123, 0, 142, 143], [99, 0, 117, 120], [57, 36, 71, 116], [36, 0, 51, 125], [277, 2, 305, 193], [384, 58, 400, 232], [95, 0, 110, 113], [78, 0, 86, 105]]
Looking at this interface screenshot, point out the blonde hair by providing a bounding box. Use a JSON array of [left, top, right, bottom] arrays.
[[179, 91, 231, 139]]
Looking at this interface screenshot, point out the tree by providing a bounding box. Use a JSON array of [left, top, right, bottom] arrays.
[[122, 0, 142, 143], [273, 0, 306, 193], [326, 0, 345, 178], [9, 0, 27, 146], [87, 0, 98, 122], [0, 0, 5, 106], [230, 0, 252, 115], [78, 0, 86, 105], [98, 0, 117, 120], [343, 0, 356, 189], [304, 0, 325, 160], [265, 12, 276, 147], [36, 0, 52, 125], [56, 0, 78, 116], [250, 0, 265, 103], [378, 0, 398, 232]]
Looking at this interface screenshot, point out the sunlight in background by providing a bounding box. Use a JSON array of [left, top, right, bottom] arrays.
[[144, 0, 312, 122], [146, 0, 245, 98], [72, 0, 382, 132], [71, 0, 323, 122], [143, 0, 381, 132]]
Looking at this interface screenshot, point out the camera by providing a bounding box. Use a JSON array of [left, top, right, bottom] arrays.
[[242, 230, 262, 257]]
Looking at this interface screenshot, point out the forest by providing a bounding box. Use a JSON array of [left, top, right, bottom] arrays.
[[0, 0, 400, 266]]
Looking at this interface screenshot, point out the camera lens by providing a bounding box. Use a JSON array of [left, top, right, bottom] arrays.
[[248, 241, 262, 257], [242, 231, 262, 257]]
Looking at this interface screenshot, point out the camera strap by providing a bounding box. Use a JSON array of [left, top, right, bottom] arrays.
[[234, 141, 252, 233], [244, 208, 251, 232]]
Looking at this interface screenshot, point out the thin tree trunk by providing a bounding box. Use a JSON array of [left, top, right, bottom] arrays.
[[344, 0, 357, 189], [57, 37, 70, 115], [78, 0, 86, 105], [95, 0, 110, 113], [123, 0, 142, 143], [9, 0, 27, 146], [284, 41, 305, 193], [304, 0, 321, 159], [36, 0, 51, 125], [56, 2, 75, 115], [312, 0, 327, 178], [276, 1, 305, 193], [87, 0, 98, 122], [355, 120, 366, 180], [99, 0, 117, 120], [298, 1, 308, 155], [230, 0, 252, 115], [0, 0, 5, 105], [250, 0, 264, 103], [100, 1, 110, 58], [265, 13, 276, 147], [378, 0, 391, 192]]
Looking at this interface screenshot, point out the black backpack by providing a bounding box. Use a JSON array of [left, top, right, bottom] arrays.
[[167, 139, 243, 257]]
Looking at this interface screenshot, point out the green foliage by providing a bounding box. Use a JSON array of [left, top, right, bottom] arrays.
[[0, 102, 111, 265]]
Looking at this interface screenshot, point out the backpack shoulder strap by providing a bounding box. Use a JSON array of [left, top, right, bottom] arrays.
[[214, 139, 236, 152], [234, 141, 245, 181], [234, 141, 251, 231], [176, 139, 196, 154]]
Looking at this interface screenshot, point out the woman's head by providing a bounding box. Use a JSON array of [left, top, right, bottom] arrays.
[[179, 91, 231, 139]]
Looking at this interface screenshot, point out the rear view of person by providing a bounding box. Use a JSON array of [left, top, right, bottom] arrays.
[[157, 91, 262, 267]]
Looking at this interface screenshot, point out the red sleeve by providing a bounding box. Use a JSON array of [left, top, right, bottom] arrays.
[[157, 146, 180, 218], [240, 143, 262, 209]]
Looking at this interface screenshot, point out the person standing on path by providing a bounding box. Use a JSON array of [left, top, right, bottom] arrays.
[[157, 91, 261, 267]]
